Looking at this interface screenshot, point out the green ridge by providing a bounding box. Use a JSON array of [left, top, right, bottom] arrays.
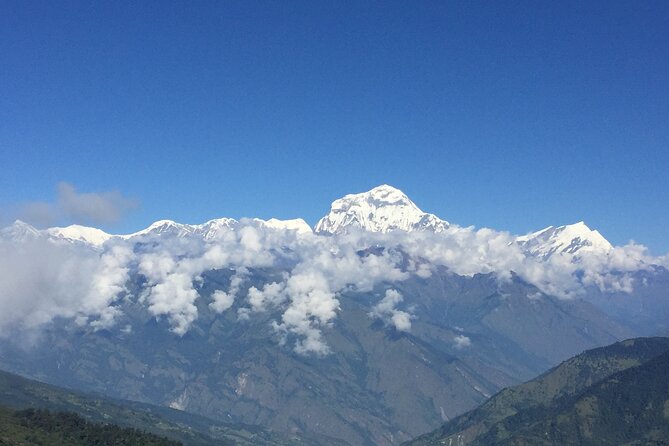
[[407, 337, 669, 445]]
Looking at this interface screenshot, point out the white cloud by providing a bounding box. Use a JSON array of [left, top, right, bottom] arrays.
[[0, 237, 130, 338], [210, 268, 248, 313], [210, 290, 235, 313], [369, 289, 414, 332], [247, 281, 286, 313], [0, 216, 666, 354], [453, 335, 471, 349], [14, 182, 137, 227]]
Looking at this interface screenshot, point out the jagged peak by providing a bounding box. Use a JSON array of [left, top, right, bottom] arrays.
[[517, 221, 613, 258], [315, 185, 448, 234], [0, 220, 41, 240]]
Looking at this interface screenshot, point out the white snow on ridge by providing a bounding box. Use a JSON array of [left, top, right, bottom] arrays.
[[255, 218, 312, 234], [516, 221, 613, 259], [47, 225, 113, 247], [314, 184, 449, 234], [0, 220, 42, 242], [121, 219, 195, 239], [1, 217, 309, 246], [192, 218, 239, 240]]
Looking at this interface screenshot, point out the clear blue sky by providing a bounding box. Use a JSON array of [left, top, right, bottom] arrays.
[[1, 1, 668, 253]]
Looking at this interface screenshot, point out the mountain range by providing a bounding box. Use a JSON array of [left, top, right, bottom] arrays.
[[2, 185, 617, 261], [0, 185, 667, 445]]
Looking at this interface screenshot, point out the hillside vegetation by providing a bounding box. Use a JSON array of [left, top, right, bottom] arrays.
[[407, 337, 669, 445], [0, 368, 315, 446], [0, 406, 180, 446]]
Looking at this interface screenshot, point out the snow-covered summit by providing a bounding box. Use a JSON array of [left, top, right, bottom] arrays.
[[191, 218, 238, 240], [255, 218, 312, 234], [516, 221, 613, 259], [31, 216, 310, 245], [122, 220, 194, 239], [0, 220, 42, 241], [123, 217, 310, 240], [47, 225, 113, 247], [315, 185, 449, 234]]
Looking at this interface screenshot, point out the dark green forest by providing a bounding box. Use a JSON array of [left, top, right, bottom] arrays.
[[407, 337, 669, 445], [0, 406, 180, 446]]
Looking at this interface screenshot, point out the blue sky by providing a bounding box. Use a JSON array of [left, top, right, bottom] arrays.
[[1, 1, 668, 253]]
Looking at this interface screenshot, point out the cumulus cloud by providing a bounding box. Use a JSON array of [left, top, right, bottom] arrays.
[[453, 334, 471, 349], [247, 281, 287, 313], [0, 237, 131, 338], [0, 215, 666, 354], [81, 242, 134, 329], [210, 268, 248, 313], [369, 289, 413, 332], [14, 182, 137, 227]]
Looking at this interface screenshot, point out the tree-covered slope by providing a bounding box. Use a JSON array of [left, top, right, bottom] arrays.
[[474, 349, 669, 445], [0, 407, 181, 446], [407, 337, 669, 445], [0, 368, 318, 446]]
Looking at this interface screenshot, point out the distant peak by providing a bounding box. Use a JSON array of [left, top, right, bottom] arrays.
[[0, 220, 41, 241], [47, 224, 112, 246], [255, 218, 313, 234], [315, 185, 448, 234], [122, 219, 194, 239], [517, 221, 612, 258], [147, 219, 180, 228]]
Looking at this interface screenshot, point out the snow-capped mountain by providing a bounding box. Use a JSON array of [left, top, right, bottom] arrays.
[[192, 218, 239, 239], [0, 217, 310, 247], [0, 220, 42, 242], [121, 219, 194, 239], [47, 225, 113, 246], [315, 184, 449, 234], [516, 221, 613, 259], [121, 217, 311, 240], [253, 218, 312, 234]]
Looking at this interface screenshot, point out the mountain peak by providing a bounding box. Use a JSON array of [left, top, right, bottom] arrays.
[[364, 184, 415, 205], [314, 185, 448, 234], [517, 221, 613, 259], [47, 224, 113, 246], [255, 218, 313, 234], [123, 219, 194, 239], [0, 220, 41, 241]]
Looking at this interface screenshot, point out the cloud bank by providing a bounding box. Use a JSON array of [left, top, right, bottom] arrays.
[[0, 220, 665, 354]]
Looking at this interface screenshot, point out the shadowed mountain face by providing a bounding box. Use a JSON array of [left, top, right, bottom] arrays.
[[406, 337, 669, 446], [0, 267, 633, 446]]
